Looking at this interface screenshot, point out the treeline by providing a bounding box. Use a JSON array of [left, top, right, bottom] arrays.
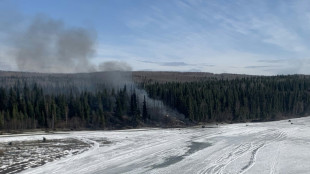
[[0, 84, 150, 131], [2, 74, 310, 130], [144, 75, 310, 122]]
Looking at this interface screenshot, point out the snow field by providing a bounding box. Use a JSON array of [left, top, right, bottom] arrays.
[[1, 117, 310, 174]]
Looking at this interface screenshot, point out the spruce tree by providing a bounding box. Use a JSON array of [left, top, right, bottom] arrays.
[[142, 95, 148, 122]]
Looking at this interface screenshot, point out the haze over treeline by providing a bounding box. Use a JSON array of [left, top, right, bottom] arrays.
[[1, 71, 310, 131], [0, 71, 187, 130]]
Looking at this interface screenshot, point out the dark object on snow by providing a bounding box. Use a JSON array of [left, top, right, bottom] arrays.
[[291, 122, 293, 125], [0, 149, 4, 156], [288, 120, 291, 122], [43, 137, 46, 142], [246, 124, 249, 127], [8, 142, 12, 146], [202, 125, 205, 128]]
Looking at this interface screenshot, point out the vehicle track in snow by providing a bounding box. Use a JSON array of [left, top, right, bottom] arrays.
[[239, 142, 265, 174], [199, 142, 254, 174], [198, 128, 287, 174], [269, 130, 287, 174], [16, 118, 305, 174], [95, 128, 223, 173]]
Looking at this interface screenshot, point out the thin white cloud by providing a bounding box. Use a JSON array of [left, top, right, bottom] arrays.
[[249, 18, 306, 52], [2, 0, 310, 75]]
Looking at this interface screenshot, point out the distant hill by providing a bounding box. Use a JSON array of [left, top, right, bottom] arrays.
[[0, 70, 259, 89], [132, 71, 257, 83]]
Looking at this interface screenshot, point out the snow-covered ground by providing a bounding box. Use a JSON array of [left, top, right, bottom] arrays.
[[1, 117, 310, 174]]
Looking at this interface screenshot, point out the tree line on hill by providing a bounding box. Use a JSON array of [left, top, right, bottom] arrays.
[[143, 75, 310, 122], [2, 74, 310, 131], [0, 83, 150, 131]]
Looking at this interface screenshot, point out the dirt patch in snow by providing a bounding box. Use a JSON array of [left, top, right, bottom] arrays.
[[0, 138, 90, 174]]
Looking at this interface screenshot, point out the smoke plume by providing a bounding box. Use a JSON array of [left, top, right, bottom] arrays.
[[0, 9, 186, 126], [98, 61, 185, 123], [14, 15, 96, 73], [99, 61, 132, 71]]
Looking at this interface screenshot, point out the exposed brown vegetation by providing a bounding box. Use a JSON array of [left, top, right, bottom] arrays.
[[0, 70, 308, 87], [0, 149, 4, 156], [132, 71, 256, 83]]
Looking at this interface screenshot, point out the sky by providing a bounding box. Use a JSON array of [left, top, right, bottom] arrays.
[[1, 0, 310, 75]]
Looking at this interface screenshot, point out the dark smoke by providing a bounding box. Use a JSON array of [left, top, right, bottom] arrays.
[[14, 15, 96, 73]]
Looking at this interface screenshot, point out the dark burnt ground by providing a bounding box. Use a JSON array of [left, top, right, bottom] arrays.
[[0, 138, 90, 174]]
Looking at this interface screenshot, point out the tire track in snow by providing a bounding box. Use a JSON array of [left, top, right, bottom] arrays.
[[236, 130, 286, 174], [269, 130, 286, 174], [239, 142, 265, 174], [198, 142, 253, 174], [49, 128, 220, 174], [101, 129, 222, 172], [269, 143, 280, 174], [218, 143, 253, 174], [198, 128, 287, 174], [235, 130, 286, 174]]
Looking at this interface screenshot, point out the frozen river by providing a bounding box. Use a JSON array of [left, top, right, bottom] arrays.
[[1, 117, 310, 174]]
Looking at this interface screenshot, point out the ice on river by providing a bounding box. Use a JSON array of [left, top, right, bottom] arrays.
[[1, 117, 310, 174]]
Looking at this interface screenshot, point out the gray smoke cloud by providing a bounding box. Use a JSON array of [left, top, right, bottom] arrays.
[[1, 11, 136, 73], [14, 15, 96, 73], [98, 61, 133, 89], [97, 61, 185, 123], [99, 61, 132, 71]]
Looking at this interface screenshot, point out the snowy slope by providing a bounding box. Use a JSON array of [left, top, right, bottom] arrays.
[[2, 117, 310, 174]]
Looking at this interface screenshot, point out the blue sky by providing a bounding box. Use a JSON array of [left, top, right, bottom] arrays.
[[1, 0, 310, 74]]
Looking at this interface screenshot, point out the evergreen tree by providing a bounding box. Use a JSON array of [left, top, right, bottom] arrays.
[[142, 95, 148, 122], [130, 91, 140, 127]]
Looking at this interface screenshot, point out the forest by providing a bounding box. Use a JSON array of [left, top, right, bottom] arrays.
[[1, 72, 310, 131], [0, 83, 151, 131], [144, 75, 310, 122]]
